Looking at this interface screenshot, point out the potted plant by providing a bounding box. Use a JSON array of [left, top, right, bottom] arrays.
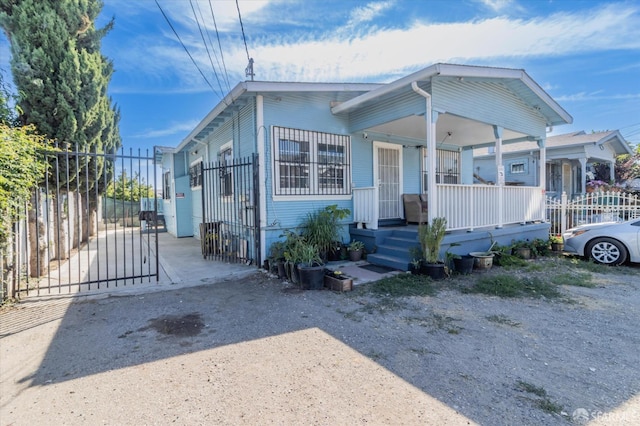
[[470, 240, 497, 270], [409, 258, 423, 275], [282, 230, 304, 284], [418, 217, 447, 279], [550, 235, 564, 252], [445, 243, 474, 275], [324, 269, 353, 291], [511, 239, 532, 260], [296, 242, 325, 290], [347, 240, 365, 261], [267, 240, 286, 278], [302, 205, 350, 262]]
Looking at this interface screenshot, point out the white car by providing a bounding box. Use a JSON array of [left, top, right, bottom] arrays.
[[563, 219, 640, 265]]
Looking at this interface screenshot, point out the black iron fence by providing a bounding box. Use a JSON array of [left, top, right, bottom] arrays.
[[1, 145, 159, 301], [201, 154, 260, 265]]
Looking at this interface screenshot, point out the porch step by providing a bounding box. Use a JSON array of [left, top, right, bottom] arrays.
[[366, 228, 419, 272], [366, 253, 411, 271]]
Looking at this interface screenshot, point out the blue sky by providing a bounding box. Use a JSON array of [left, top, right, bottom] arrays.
[[2, 0, 640, 152]]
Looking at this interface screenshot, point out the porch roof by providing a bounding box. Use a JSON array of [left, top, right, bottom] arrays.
[[331, 63, 573, 128], [473, 129, 633, 158]]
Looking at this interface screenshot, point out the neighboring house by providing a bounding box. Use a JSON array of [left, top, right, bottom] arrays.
[[474, 130, 633, 197], [157, 63, 573, 269]]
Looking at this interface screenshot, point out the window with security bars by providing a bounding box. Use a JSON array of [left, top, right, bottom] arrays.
[[421, 148, 460, 190], [220, 145, 233, 196], [189, 161, 202, 188], [272, 126, 351, 196]]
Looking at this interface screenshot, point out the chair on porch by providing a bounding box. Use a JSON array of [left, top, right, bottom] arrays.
[[403, 194, 428, 224]]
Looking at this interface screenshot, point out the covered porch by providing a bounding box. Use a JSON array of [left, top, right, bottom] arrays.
[[331, 64, 573, 270]]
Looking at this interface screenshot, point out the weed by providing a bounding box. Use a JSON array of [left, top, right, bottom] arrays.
[[465, 275, 562, 299], [368, 273, 436, 298], [516, 380, 547, 397], [486, 314, 521, 327], [405, 313, 462, 334], [516, 380, 563, 414], [536, 398, 563, 414], [551, 271, 595, 288]]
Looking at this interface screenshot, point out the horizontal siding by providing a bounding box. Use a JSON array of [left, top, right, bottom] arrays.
[[433, 79, 547, 137], [262, 93, 354, 234], [348, 89, 426, 132]]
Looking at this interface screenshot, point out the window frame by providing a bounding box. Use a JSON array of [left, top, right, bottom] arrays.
[[163, 171, 171, 200], [272, 126, 351, 200], [219, 141, 233, 197], [189, 160, 203, 189], [510, 161, 526, 174]]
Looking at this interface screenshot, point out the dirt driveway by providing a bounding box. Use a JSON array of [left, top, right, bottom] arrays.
[[1, 259, 639, 425]]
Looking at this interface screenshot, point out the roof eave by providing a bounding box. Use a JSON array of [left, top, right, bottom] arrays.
[[175, 82, 249, 153]]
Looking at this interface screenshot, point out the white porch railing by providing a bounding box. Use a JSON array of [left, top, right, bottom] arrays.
[[435, 184, 544, 231], [352, 184, 545, 231], [546, 191, 640, 235], [353, 187, 379, 230]]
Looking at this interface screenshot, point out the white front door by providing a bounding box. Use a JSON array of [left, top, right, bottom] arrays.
[[374, 142, 403, 220]]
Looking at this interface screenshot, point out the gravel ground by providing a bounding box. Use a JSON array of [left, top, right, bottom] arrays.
[[1, 258, 639, 425]]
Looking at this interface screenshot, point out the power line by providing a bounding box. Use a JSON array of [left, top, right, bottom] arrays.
[[235, 0, 254, 80], [235, 0, 250, 62], [154, 0, 216, 94], [190, 0, 226, 99], [208, 0, 231, 92]]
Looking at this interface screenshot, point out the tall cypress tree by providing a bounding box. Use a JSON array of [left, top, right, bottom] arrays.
[[0, 0, 121, 191]]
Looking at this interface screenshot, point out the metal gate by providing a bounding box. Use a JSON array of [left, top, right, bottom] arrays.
[[200, 154, 260, 265], [8, 145, 160, 299]]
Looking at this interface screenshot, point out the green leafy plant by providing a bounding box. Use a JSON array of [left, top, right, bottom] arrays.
[[418, 217, 447, 264], [302, 204, 350, 257], [348, 240, 365, 251], [297, 241, 323, 267]]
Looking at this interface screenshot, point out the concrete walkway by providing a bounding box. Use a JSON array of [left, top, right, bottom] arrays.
[[22, 230, 399, 301]]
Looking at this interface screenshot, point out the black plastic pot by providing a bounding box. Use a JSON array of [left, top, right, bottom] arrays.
[[422, 263, 446, 280], [297, 263, 325, 290], [453, 255, 474, 274]]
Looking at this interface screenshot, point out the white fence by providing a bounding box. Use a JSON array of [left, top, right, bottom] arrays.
[[352, 184, 544, 231], [435, 184, 544, 231], [546, 191, 640, 235]]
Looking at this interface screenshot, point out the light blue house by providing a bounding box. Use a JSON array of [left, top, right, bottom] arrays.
[[473, 130, 633, 198], [157, 63, 573, 270]]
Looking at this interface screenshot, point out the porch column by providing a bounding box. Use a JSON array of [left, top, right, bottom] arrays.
[[538, 138, 547, 221], [578, 157, 587, 194], [494, 126, 504, 228], [538, 138, 546, 192], [609, 160, 615, 183], [411, 82, 438, 225], [427, 111, 439, 224]]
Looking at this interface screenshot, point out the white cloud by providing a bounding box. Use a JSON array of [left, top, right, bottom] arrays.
[[555, 92, 640, 102], [347, 1, 396, 26], [477, 0, 515, 13], [109, 2, 640, 92], [134, 120, 201, 139]]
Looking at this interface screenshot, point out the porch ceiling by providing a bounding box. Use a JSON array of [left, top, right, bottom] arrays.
[[368, 113, 528, 148]]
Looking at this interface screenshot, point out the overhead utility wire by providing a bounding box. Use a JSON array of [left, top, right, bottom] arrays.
[[155, 0, 216, 94], [190, 0, 227, 100], [235, 0, 251, 62], [209, 0, 232, 92]]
